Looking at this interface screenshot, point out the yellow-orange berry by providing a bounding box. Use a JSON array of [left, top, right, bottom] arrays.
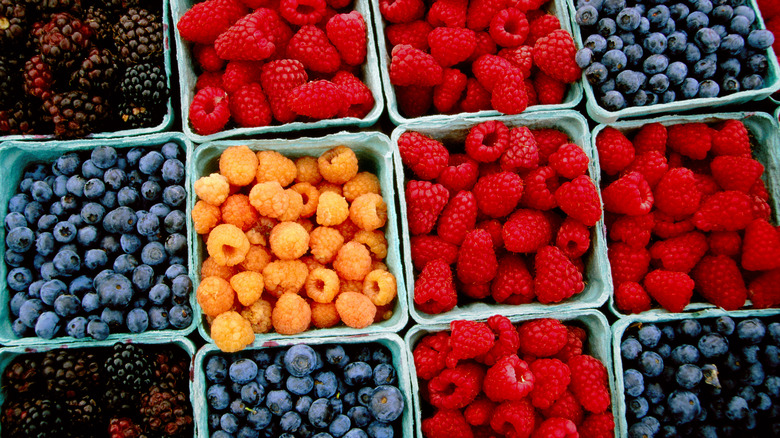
[[335, 292, 376, 329], [197, 276, 236, 317], [310, 302, 340, 328], [333, 241, 372, 281], [269, 221, 310, 260], [362, 270, 397, 306], [195, 173, 230, 206], [349, 193, 388, 231], [201, 256, 238, 280], [295, 156, 322, 185], [272, 293, 311, 335], [318, 146, 358, 184], [354, 230, 388, 260], [341, 279, 364, 294], [343, 172, 381, 202], [372, 261, 388, 271], [256, 150, 296, 187], [249, 181, 289, 218], [245, 217, 277, 246], [309, 226, 344, 264], [192, 200, 222, 234], [221, 194, 259, 231], [300, 256, 326, 272], [220, 145, 259, 186], [318, 181, 343, 196], [211, 311, 255, 352], [241, 299, 273, 334], [291, 183, 319, 218], [207, 224, 250, 266], [263, 260, 308, 297], [316, 191, 349, 226], [296, 217, 314, 233], [305, 268, 340, 303], [230, 271, 265, 306], [335, 218, 360, 242], [277, 189, 303, 222], [374, 303, 394, 323], [241, 245, 272, 272]]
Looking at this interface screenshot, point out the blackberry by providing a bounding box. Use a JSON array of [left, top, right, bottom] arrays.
[[64, 395, 102, 431], [42, 90, 107, 138], [23, 55, 54, 99], [35, 0, 83, 14], [39, 12, 94, 72], [105, 386, 136, 413], [151, 350, 190, 390], [1, 0, 28, 47], [108, 417, 146, 438], [2, 356, 41, 395], [117, 102, 155, 129], [139, 383, 194, 437], [0, 55, 23, 102], [0, 99, 48, 135], [70, 48, 119, 94], [5, 399, 66, 438], [41, 349, 101, 400], [120, 62, 167, 105], [113, 8, 163, 65], [104, 343, 153, 392], [83, 5, 111, 42]]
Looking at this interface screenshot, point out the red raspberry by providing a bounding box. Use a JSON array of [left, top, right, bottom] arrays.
[[649, 231, 708, 273], [410, 235, 459, 270], [287, 80, 348, 119], [632, 122, 667, 155], [518, 318, 567, 357], [491, 72, 529, 115], [608, 242, 650, 285], [533, 72, 566, 107], [554, 175, 602, 227], [524, 78, 539, 107], [389, 44, 444, 86], [379, 0, 425, 23], [464, 396, 497, 426], [415, 259, 458, 314], [491, 254, 535, 305], [459, 78, 492, 113], [749, 268, 780, 309], [429, 27, 477, 67], [609, 213, 654, 249], [490, 8, 529, 47], [533, 417, 577, 438], [396, 85, 433, 117], [177, 0, 248, 44], [459, 281, 490, 299], [693, 173, 719, 198], [280, 0, 326, 25], [437, 154, 479, 194], [708, 231, 741, 257], [428, 0, 468, 27], [568, 354, 610, 414], [467, 0, 508, 31], [622, 150, 668, 188], [448, 319, 496, 367], [693, 254, 748, 310], [413, 331, 451, 380], [434, 68, 468, 113], [526, 13, 560, 45], [521, 166, 558, 210], [532, 128, 568, 164], [457, 229, 499, 284], [555, 217, 590, 259], [742, 218, 780, 271], [332, 71, 374, 118], [614, 281, 652, 314], [189, 87, 230, 135], [472, 54, 516, 93], [529, 358, 571, 409], [468, 31, 499, 62], [405, 180, 449, 235], [287, 26, 341, 74], [229, 83, 272, 127], [758, 0, 780, 18], [643, 269, 694, 312], [194, 44, 225, 72], [667, 123, 713, 160], [751, 178, 770, 200], [692, 190, 754, 232], [386, 20, 432, 51], [532, 30, 580, 83], [398, 131, 449, 180], [196, 71, 224, 91], [215, 9, 292, 61], [222, 61, 263, 94], [601, 172, 654, 216], [260, 59, 307, 123], [653, 211, 695, 239], [490, 399, 535, 438], [466, 121, 510, 162], [712, 119, 751, 157], [499, 46, 533, 78], [422, 409, 475, 438], [503, 209, 552, 253], [711, 156, 764, 193], [654, 168, 702, 220], [473, 172, 524, 218], [501, 126, 539, 172], [534, 245, 584, 304], [578, 412, 615, 438], [596, 127, 635, 175], [325, 12, 367, 66], [429, 362, 485, 409], [477, 219, 504, 250], [541, 391, 584, 425], [479, 315, 522, 365], [483, 355, 534, 402], [554, 325, 585, 362], [437, 191, 478, 245]]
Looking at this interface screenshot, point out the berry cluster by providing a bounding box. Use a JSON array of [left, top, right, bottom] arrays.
[[0, 0, 168, 138], [1, 342, 192, 438], [205, 342, 405, 438], [413, 316, 614, 438], [5, 143, 192, 340], [193, 145, 398, 352], [574, 0, 776, 111], [400, 121, 603, 315], [599, 119, 778, 314], [381, 0, 581, 118], [620, 315, 780, 437], [177, 0, 374, 135]]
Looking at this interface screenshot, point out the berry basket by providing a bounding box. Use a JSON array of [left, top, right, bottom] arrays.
[[566, 0, 780, 124], [611, 307, 780, 438], [405, 309, 619, 438], [170, 0, 384, 143], [597, 111, 780, 319], [192, 332, 414, 438], [373, 0, 584, 126], [0, 133, 197, 346], [394, 110, 611, 325], [188, 131, 408, 346]]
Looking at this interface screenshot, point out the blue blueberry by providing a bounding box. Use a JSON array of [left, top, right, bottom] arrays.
[[679, 77, 700, 98], [742, 344, 761, 363], [766, 375, 780, 398], [113, 254, 138, 275], [343, 430, 367, 438], [168, 304, 193, 328], [55, 153, 80, 176], [328, 415, 351, 438], [616, 7, 641, 31], [695, 27, 721, 53], [687, 11, 710, 32], [119, 234, 142, 254], [206, 356, 229, 383], [39, 279, 66, 306], [66, 316, 88, 338], [741, 74, 764, 90], [624, 368, 645, 396], [747, 53, 768, 74], [368, 385, 404, 422], [601, 90, 626, 110], [7, 267, 33, 293], [726, 396, 749, 421], [35, 311, 61, 339], [101, 307, 124, 329], [577, 0, 603, 11], [695, 0, 713, 14], [668, 390, 701, 424], [97, 273, 133, 308], [147, 283, 171, 306], [764, 345, 780, 368], [737, 318, 766, 344], [52, 176, 69, 197], [616, 70, 646, 93], [644, 54, 669, 75], [677, 319, 702, 339], [162, 185, 186, 208], [730, 14, 751, 35], [597, 17, 617, 36], [699, 332, 729, 357], [136, 211, 160, 236], [19, 298, 44, 328], [6, 225, 34, 252], [241, 381, 264, 406], [755, 392, 772, 411], [149, 307, 169, 329], [265, 364, 284, 387], [373, 363, 397, 386], [584, 62, 609, 84], [576, 5, 600, 27], [117, 187, 139, 207], [742, 362, 765, 385], [83, 178, 105, 200], [309, 398, 334, 428], [5, 250, 25, 268], [81, 292, 100, 313], [619, 32, 635, 45], [602, 0, 626, 15], [171, 274, 193, 298], [139, 151, 165, 175], [284, 344, 318, 377], [81, 160, 103, 179], [246, 407, 273, 430], [676, 364, 703, 389], [584, 34, 608, 54], [140, 242, 166, 266], [326, 345, 350, 367], [126, 308, 149, 333], [280, 411, 302, 433], [164, 233, 186, 256], [344, 362, 372, 387], [347, 406, 371, 428], [132, 264, 154, 292], [52, 249, 80, 276], [639, 351, 664, 377], [623, 44, 644, 67], [53, 294, 80, 318], [576, 48, 594, 68], [644, 32, 668, 54], [30, 181, 53, 203], [267, 390, 294, 416], [209, 384, 231, 410], [230, 358, 259, 384], [103, 207, 137, 234]]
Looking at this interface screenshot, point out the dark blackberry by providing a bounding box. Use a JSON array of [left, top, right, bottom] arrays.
[[41, 349, 101, 400], [121, 62, 167, 105], [70, 48, 119, 94], [105, 386, 136, 413], [5, 399, 66, 438], [104, 343, 153, 392], [39, 12, 94, 72], [42, 90, 107, 138], [64, 395, 103, 432], [0, 99, 48, 135], [139, 383, 194, 437], [1, 0, 28, 47], [151, 350, 190, 390], [107, 417, 146, 438], [117, 101, 156, 129], [23, 55, 54, 99], [98, 0, 139, 14], [0, 55, 23, 103], [36, 0, 83, 14], [113, 8, 163, 65], [83, 5, 112, 42], [2, 356, 41, 395]]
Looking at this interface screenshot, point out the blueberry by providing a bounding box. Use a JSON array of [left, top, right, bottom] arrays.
[[585, 34, 608, 55], [267, 390, 294, 416], [265, 364, 284, 387], [687, 11, 710, 32], [737, 318, 766, 344], [756, 392, 772, 411], [357, 386, 374, 406], [597, 17, 617, 36], [725, 395, 749, 421], [576, 48, 594, 68], [616, 70, 646, 93], [665, 32, 687, 56], [96, 273, 133, 308], [101, 307, 124, 329], [679, 77, 700, 98], [205, 356, 228, 384], [162, 185, 186, 208], [8, 193, 30, 213], [124, 308, 148, 333], [644, 54, 669, 75], [241, 381, 264, 406], [53, 294, 80, 318], [601, 90, 626, 110], [730, 14, 751, 35], [168, 304, 192, 328], [309, 398, 334, 428], [65, 316, 88, 339], [766, 375, 780, 398], [699, 332, 729, 357], [145, 284, 171, 306], [86, 318, 110, 341], [324, 345, 349, 368], [103, 207, 137, 234], [624, 44, 644, 66], [208, 384, 231, 410], [246, 407, 273, 430], [132, 264, 154, 292], [623, 368, 645, 400], [283, 344, 317, 377], [19, 298, 44, 328], [82, 179, 104, 200], [694, 27, 721, 54], [171, 274, 192, 298], [113, 253, 138, 274], [742, 344, 761, 364], [81, 160, 104, 179], [5, 250, 25, 268], [52, 249, 80, 276], [39, 279, 66, 305], [584, 63, 609, 85], [733, 5, 755, 23], [35, 311, 61, 339], [51, 176, 68, 198], [617, 7, 641, 31], [676, 363, 703, 389], [7, 267, 33, 293], [741, 73, 764, 90], [603, 0, 626, 15], [629, 396, 650, 420], [279, 411, 302, 433], [6, 225, 34, 252], [30, 181, 53, 203], [52, 153, 79, 176], [741, 361, 765, 385], [644, 32, 668, 54], [344, 430, 367, 438], [140, 242, 166, 266], [668, 390, 701, 424], [368, 385, 404, 422], [139, 151, 165, 175], [330, 414, 352, 437], [577, 0, 604, 10], [344, 362, 372, 387], [117, 187, 139, 207], [619, 32, 635, 45], [136, 212, 160, 237], [373, 363, 397, 386], [639, 351, 664, 377], [628, 422, 653, 438], [695, 0, 713, 13], [229, 358, 259, 385], [648, 5, 670, 28], [606, 35, 624, 51]]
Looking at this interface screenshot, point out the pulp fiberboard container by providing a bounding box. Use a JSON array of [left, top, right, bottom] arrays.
[[612, 307, 780, 438], [193, 333, 414, 438], [566, 0, 780, 124], [189, 131, 408, 345], [595, 111, 780, 319], [0, 133, 197, 345], [372, 0, 584, 126], [393, 111, 611, 325], [1, 0, 174, 141], [405, 309, 619, 438], [170, 0, 384, 143]]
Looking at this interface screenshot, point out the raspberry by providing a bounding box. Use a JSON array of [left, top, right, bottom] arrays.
[[436, 191, 478, 245], [447, 319, 495, 367], [413, 331, 451, 380], [398, 131, 449, 180], [602, 172, 654, 216], [711, 155, 764, 193], [268, 221, 309, 260], [389, 44, 444, 87], [261, 59, 308, 123], [241, 244, 272, 272], [410, 235, 458, 270], [429, 362, 485, 409], [595, 127, 635, 175], [192, 200, 222, 234], [527, 358, 571, 410], [249, 181, 288, 218], [340, 279, 363, 294], [316, 191, 350, 226], [246, 217, 277, 245], [614, 281, 652, 314], [310, 301, 340, 328], [533, 30, 580, 83], [457, 229, 499, 284], [554, 326, 585, 362], [541, 391, 584, 426], [318, 146, 359, 184], [295, 157, 322, 186], [334, 217, 360, 241], [363, 269, 397, 306], [693, 254, 748, 311], [278, 189, 304, 222], [693, 173, 719, 198], [464, 396, 497, 426], [712, 119, 751, 157], [653, 167, 702, 220], [608, 242, 650, 285], [490, 399, 535, 438], [459, 77, 492, 113], [287, 25, 341, 74], [220, 194, 258, 232], [386, 20, 432, 51], [197, 275, 237, 319], [517, 318, 567, 357], [491, 254, 534, 304], [503, 209, 552, 253], [534, 245, 584, 304], [396, 84, 433, 117], [521, 166, 559, 210], [482, 355, 534, 402], [207, 224, 251, 266], [211, 311, 255, 352], [379, 0, 425, 23], [355, 230, 388, 259], [177, 0, 248, 44], [229, 271, 264, 307], [280, 0, 326, 26], [346, 193, 386, 231], [434, 68, 468, 113], [692, 190, 754, 232], [472, 55, 516, 93], [428, 27, 477, 67], [578, 412, 614, 438], [555, 217, 590, 259], [748, 269, 780, 309], [751, 193, 772, 221], [751, 178, 769, 200], [331, 241, 372, 281], [568, 354, 611, 414], [742, 218, 780, 271], [467, 0, 506, 31], [492, 72, 529, 115], [532, 128, 569, 165], [428, 0, 468, 27], [490, 8, 529, 47], [461, 282, 492, 299], [195, 173, 230, 207], [643, 269, 694, 313], [499, 127, 539, 173], [554, 175, 602, 227], [263, 260, 308, 296], [629, 122, 666, 155], [220, 145, 259, 187], [215, 9, 292, 61], [405, 180, 450, 235], [473, 172, 524, 218], [415, 259, 458, 314], [667, 123, 713, 160], [548, 143, 588, 179], [499, 46, 533, 77], [288, 80, 349, 119], [623, 150, 668, 187], [229, 83, 272, 128], [705, 231, 740, 257], [332, 71, 375, 118], [223, 61, 264, 94], [527, 13, 560, 45], [202, 256, 238, 280], [196, 71, 224, 91], [272, 292, 311, 334], [303, 267, 339, 304], [194, 44, 226, 72], [649, 231, 708, 273], [437, 154, 479, 195], [335, 291, 376, 328], [476, 315, 521, 365], [241, 299, 273, 333], [533, 417, 577, 438], [758, 0, 780, 18], [189, 87, 230, 135], [422, 409, 474, 438]]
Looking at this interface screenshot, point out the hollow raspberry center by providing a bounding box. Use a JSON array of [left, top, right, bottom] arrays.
[[483, 132, 499, 149], [504, 19, 523, 35]]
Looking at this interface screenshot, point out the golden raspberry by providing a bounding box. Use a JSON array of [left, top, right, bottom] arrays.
[[372, 261, 388, 271], [245, 217, 277, 245], [362, 269, 397, 306], [333, 241, 372, 281], [318, 181, 343, 196], [241, 245, 272, 272], [263, 260, 309, 297], [256, 150, 296, 187], [291, 182, 320, 218], [269, 221, 310, 260], [354, 230, 388, 260], [201, 256, 238, 280], [220, 145, 259, 186], [211, 311, 255, 352], [305, 268, 341, 304], [310, 301, 340, 328], [309, 226, 344, 264], [300, 256, 326, 272], [207, 224, 251, 266], [241, 299, 272, 334], [221, 194, 259, 231], [296, 217, 314, 233], [335, 292, 376, 329], [374, 303, 394, 323], [272, 292, 311, 335], [349, 193, 388, 231], [192, 200, 222, 234], [249, 181, 289, 218], [343, 172, 381, 202], [197, 276, 236, 317], [230, 271, 265, 306], [277, 189, 303, 222], [335, 218, 360, 241], [318, 146, 359, 184], [195, 173, 230, 206], [341, 279, 364, 294], [295, 156, 322, 185], [316, 191, 349, 226]]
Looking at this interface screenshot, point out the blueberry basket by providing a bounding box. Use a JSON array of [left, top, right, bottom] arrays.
[[0, 133, 197, 346], [188, 131, 408, 345], [372, 0, 584, 125], [393, 110, 611, 325], [170, 0, 384, 143]]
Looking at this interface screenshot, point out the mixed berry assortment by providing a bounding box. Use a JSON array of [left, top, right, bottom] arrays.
[[4, 143, 192, 340], [204, 342, 405, 438]]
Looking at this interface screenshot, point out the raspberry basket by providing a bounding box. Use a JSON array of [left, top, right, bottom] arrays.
[[192, 332, 414, 438], [405, 309, 619, 438], [0, 133, 197, 346], [170, 0, 384, 143], [187, 131, 408, 345], [596, 111, 780, 319], [393, 110, 611, 325], [372, 0, 584, 125], [566, 0, 780, 124]]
